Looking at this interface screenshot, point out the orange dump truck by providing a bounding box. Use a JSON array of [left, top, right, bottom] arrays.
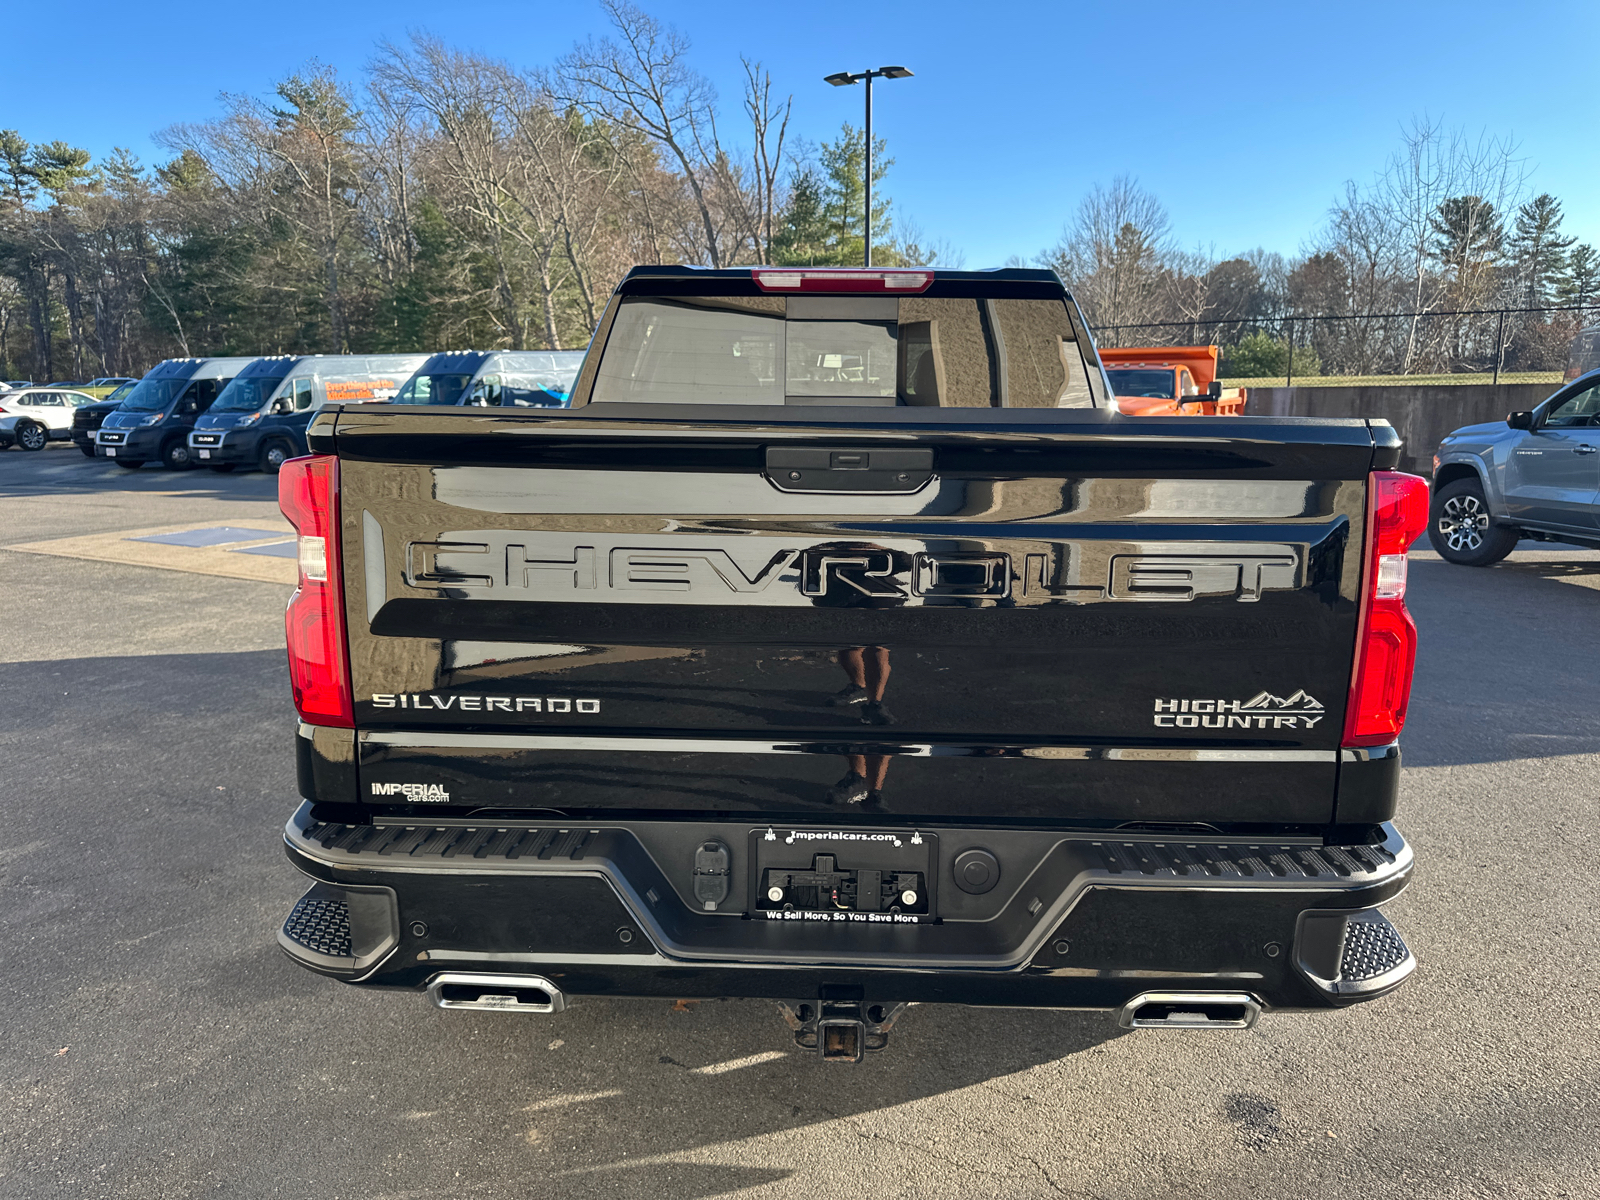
[[1098, 345, 1246, 416]]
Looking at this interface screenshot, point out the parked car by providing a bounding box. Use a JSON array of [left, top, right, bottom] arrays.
[[0, 413, 50, 451], [81, 375, 139, 399], [189, 353, 429, 473], [1430, 368, 1600, 564], [93, 357, 259, 469], [273, 265, 1424, 1060], [392, 349, 585, 408], [0, 387, 100, 445], [71, 381, 138, 456]]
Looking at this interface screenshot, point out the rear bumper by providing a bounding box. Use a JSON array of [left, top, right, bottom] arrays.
[[278, 802, 1416, 1013]]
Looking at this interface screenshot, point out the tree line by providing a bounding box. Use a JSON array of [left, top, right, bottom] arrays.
[[0, 1, 947, 382], [1046, 119, 1600, 376], [4, 8, 1596, 384]]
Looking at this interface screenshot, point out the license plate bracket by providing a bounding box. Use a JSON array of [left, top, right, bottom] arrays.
[[747, 827, 938, 925]]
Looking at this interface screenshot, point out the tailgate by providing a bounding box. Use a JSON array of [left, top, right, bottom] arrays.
[[334, 407, 1377, 825]]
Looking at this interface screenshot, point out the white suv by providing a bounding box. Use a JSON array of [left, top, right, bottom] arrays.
[[0, 388, 99, 443]]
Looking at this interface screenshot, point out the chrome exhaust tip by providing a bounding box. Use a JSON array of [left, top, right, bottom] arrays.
[[425, 972, 567, 1014], [1117, 991, 1261, 1030]]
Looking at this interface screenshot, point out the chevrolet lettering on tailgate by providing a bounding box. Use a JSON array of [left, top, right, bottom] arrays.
[[400, 532, 1302, 605]]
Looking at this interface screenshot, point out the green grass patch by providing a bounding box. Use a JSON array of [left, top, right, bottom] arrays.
[[1221, 371, 1564, 388]]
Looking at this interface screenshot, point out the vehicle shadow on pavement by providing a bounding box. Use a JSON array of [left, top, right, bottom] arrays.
[[1496, 557, 1600, 580], [262, 981, 1129, 1199], [1, 644, 1126, 1200], [0, 449, 280, 502], [1402, 556, 1600, 767]]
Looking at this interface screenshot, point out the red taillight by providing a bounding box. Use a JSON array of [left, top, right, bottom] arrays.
[[1343, 471, 1429, 746], [752, 268, 933, 293], [279, 454, 353, 727]]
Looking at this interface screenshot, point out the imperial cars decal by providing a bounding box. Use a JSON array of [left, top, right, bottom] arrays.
[[1153, 690, 1325, 729], [370, 782, 452, 801]]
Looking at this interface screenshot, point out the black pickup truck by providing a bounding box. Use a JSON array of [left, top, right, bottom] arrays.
[[276, 266, 1427, 1061]]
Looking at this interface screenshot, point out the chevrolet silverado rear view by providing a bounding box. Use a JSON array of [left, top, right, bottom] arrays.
[[275, 266, 1426, 1062]]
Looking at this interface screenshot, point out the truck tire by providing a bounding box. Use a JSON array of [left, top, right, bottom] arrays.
[[259, 441, 292, 474], [16, 420, 48, 451], [115, 458, 145, 469], [1428, 477, 1517, 566], [162, 439, 194, 470], [79, 443, 96, 457]]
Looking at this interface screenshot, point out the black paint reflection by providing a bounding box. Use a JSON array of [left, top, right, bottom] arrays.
[[809, 541, 911, 809]]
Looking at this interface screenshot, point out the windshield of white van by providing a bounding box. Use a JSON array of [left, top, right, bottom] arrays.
[[212, 375, 289, 412], [394, 373, 473, 405], [118, 378, 190, 412]]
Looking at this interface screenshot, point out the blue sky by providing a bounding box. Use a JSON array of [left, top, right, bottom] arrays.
[[6, 0, 1598, 267]]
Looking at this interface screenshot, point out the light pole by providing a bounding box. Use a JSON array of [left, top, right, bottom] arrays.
[[824, 65, 913, 267]]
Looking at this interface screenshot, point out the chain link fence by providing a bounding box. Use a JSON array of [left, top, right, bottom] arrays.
[[1095, 304, 1600, 385]]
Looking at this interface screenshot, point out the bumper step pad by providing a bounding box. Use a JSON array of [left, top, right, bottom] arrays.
[[276, 880, 400, 978], [283, 894, 353, 959], [1296, 906, 1415, 999], [1340, 909, 1412, 983]]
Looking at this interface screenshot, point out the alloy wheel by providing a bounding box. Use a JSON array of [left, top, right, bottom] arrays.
[[1438, 494, 1489, 552]]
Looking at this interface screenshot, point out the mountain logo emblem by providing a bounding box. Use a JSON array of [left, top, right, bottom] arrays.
[[1152, 690, 1326, 729], [1239, 690, 1324, 714]]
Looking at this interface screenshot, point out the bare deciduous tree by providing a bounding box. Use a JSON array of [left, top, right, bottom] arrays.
[[556, 0, 729, 267], [1042, 175, 1173, 342]]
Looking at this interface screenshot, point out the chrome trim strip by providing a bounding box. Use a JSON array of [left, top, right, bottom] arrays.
[[358, 730, 1338, 763], [362, 509, 386, 623], [1340, 744, 1399, 763]]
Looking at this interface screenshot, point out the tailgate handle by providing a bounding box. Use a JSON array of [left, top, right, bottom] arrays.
[[765, 447, 934, 493]]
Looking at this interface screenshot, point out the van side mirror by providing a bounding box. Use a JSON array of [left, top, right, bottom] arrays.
[[271, 397, 293, 415], [1207, 380, 1223, 399], [1506, 410, 1534, 430]]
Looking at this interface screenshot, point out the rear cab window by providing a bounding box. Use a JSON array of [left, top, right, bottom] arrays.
[[576, 268, 1104, 411]]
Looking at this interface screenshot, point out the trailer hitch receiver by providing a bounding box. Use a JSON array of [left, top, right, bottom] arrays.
[[778, 999, 909, 1063]]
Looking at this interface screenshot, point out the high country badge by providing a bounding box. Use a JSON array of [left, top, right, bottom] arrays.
[[1153, 690, 1324, 730]]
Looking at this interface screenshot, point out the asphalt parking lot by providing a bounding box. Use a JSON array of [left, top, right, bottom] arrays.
[[2, 442, 1598, 1199]]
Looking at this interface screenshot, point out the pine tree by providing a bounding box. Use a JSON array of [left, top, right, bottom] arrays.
[[1556, 244, 1600, 309], [1429, 196, 1504, 286], [817, 123, 894, 266], [770, 169, 832, 266], [1509, 194, 1576, 308]]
